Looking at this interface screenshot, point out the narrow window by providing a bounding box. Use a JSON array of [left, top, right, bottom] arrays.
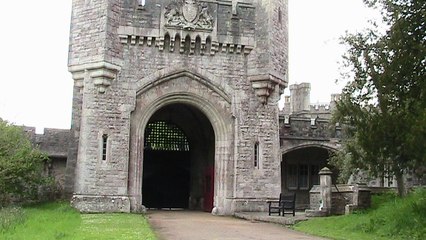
[[254, 142, 259, 168], [195, 36, 201, 55], [174, 34, 181, 53], [278, 7, 282, 24], [164, 33, 171, 52], [205, 36, 212, 55], [311, 165, 320, 186], [299, 164, 309, 189], [102, 134, 108, 161], [184, 35, 191, 55], [286, 164, 298, 190]]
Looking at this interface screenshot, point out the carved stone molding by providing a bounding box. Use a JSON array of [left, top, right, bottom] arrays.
[[249, 74, 286, 104], [165, 0, 214, 31], [69, 62, 121, 93], [118, 33, 253, 56], [70, 70, 85, 89]]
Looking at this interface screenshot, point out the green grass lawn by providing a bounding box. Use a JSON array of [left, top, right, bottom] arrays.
[[293, 188, 426, 240], [0, 202, 157, 240]]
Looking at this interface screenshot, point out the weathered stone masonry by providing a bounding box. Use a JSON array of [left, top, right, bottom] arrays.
[[66, 0, 288, 214]]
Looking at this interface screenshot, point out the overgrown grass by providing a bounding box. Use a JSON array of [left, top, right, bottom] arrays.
[[0, 202, 157, 240], [0, 206, 26, 233], [294, 188, 426, 240]]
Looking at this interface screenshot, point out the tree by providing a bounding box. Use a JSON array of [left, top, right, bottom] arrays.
[[333, 0, 426, 196], [0, 119, 50, 207]]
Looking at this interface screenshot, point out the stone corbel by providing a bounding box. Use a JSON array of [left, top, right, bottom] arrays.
[[69, 62, 121, 93], [88, 63, 121, 93], [70, 70, 85, 90], [249, 74, 285, 104]]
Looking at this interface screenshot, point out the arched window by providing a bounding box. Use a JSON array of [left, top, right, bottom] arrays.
[[205, 36, 212, 55], [184, 35, 191, 55], [144, 121, 189, 151], [174, 34, 181, 53], [195, 36, 201, 55], [164, 33, 171, 52]]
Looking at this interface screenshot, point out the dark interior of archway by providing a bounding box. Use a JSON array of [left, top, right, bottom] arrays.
[[281, 147, 334, 209], [142, 103, 215, 211]]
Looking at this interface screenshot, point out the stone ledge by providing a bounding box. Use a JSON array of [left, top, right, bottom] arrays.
[[305, 209, 328, 217], [234, 212, 308, 226], [71, 195, 131, 213], [68, 62, 122, 93]]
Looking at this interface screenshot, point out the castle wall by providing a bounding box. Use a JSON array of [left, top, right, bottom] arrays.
[[24, 127, 70, 196]]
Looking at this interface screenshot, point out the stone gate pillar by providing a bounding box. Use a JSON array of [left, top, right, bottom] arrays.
[[319, 167, 332, 215]]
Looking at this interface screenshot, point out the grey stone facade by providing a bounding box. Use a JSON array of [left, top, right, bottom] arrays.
[[25, 127, 70, 193], [66, 0, 288, 214], [308, 184, 371, 215], [279, 83, 342, 209]]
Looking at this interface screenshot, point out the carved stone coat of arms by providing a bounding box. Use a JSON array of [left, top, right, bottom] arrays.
[[165, 0, 214, 31]]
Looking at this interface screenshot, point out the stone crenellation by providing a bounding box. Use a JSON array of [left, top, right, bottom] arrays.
[[24, 127, 70, 158], [118, 1, 256, 55], [23, 127, 70, 194], [279, 82, 342, 144], [279, 116, 342, 141], [281, 82, 340, 120]]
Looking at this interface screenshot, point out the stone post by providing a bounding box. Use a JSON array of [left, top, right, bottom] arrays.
[[319, 167, 333, 215]]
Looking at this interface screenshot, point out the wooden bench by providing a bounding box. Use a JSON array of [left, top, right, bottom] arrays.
[[267, 192, 296, 216]]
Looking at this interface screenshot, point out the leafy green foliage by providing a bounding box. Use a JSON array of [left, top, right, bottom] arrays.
[[333, 0, 426, 194], [294, 188, 426, 240], [0, 119, 51, 207], [355, 188, 426, 239]]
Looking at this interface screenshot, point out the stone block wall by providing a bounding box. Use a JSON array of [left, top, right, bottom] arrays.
[[309, 184, 371, 215], [280, 117, 338, 140], [68, 0, 288, 214], [24, 127, 70, 196]]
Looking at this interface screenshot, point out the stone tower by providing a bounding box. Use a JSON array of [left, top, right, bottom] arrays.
[[289, 82, 311, 114], [66, 0, 288, 215]]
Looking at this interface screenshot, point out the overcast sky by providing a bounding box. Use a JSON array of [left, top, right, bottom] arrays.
[[0, 0, 380, 132]]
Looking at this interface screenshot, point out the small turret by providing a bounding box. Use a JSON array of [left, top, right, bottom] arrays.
[[289, 82, 311, 114]]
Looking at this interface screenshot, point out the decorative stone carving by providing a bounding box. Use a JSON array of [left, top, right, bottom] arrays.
[[165, 0, 213, 31], [249, 74, 283, 104], [69, 62, 121, 93]]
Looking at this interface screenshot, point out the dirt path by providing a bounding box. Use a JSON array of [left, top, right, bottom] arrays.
[[147, 211, 326, 240]]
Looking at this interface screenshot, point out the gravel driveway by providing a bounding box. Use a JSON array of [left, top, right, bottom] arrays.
[[147, 210, 326, 240]]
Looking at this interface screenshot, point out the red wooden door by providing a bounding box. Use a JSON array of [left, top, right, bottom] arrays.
[[203, 166, 214, 212]]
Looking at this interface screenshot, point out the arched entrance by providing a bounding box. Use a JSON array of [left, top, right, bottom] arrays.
[[142, 103, 215, 212], [281, 146, 335, 209]]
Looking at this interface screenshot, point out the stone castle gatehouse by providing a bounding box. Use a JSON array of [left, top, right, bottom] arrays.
[[65, 0, 289, 215]]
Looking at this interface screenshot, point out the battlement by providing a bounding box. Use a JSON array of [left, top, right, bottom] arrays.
[[279, 115, 342, 141], [281, 82, 339, 119], [23, 127, 70, 158], [289, 82, 311, 90], [118, 0, 256, 55], [310, 104, 331, 112]]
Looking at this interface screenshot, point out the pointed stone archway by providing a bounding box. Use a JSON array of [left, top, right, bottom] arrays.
[[281, 145, 337, 209], [127, 69, 234, 214], [142, 104, 215, 211]]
